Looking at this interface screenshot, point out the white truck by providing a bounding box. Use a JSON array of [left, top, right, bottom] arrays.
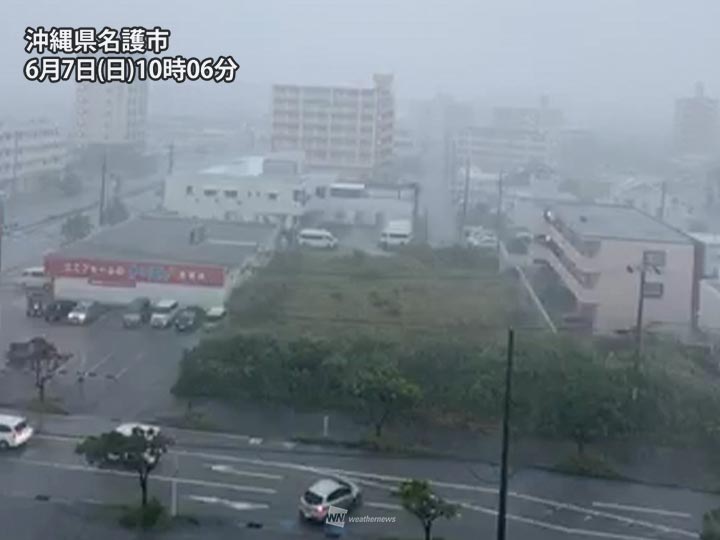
[[379, 219, 413, 250]]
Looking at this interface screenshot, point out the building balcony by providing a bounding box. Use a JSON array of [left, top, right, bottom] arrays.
[[543, 210, 601, 265], [532, 236, 601, 304]]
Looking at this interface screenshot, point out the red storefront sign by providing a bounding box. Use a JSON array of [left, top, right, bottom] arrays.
[[45, 256, 225, 288]]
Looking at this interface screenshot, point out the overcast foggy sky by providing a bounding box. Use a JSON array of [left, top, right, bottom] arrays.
[[2, 0, 720, 136]]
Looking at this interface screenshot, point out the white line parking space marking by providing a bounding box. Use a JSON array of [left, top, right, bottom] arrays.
[[86, 353, 113, 375], [208, 464, 283, 481], [187, 495, 270, 511], [170, 451, 697, 538], [7, 457, 277, 495], [112, 352, 145, 380], [249, 437, 263, 445], [592, 502, 693, 519]]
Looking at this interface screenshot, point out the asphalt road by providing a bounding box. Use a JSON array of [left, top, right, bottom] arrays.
[[0, 417, 715, 539]]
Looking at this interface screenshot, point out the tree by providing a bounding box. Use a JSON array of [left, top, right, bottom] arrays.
[[104, 198, 129, 226], [398, 479, 458, 540], [346, 354, 421, 438], [23, 337, 66, 403], [61, 213, 93, 242], [533, 344, 633, 456], [76, 428, 172, 508]]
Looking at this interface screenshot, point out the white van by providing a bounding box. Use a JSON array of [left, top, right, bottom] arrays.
[[297, 229, 338, 249], [380, 220, 413, 249], [17, 267, 51, 290]]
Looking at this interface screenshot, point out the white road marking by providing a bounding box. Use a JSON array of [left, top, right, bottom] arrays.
[[187, 495, 270, 511], [249, 437, 263, 445], [512, 493, 696, 538], [365, 501, 402, 511], [7, 457, 277, 495], [592, 502, 693, 519], [112, 352, 145, 380], [208, 464, 283, 481], [171, 451, 697, 538], [86, 353, 113, 374], [459, 502, 659, 540]]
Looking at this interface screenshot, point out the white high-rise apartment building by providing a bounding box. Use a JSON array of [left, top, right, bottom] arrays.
[[271, 74, 394, 176], [74, 81, 149, 150]]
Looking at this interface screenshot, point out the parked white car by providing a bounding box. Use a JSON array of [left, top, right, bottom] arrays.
[[379, 220, 413, 249], [150, 299, 180, 328], [16, 267, 51, 290], [0, 415, 33, 449], [297, 229, 338, 249]]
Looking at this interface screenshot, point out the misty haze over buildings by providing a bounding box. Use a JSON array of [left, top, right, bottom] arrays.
[[3, 0, 720, 142]]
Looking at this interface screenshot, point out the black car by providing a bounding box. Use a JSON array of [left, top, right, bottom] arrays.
[[44, 300, 78, 322], [174, 307, 202, 333], [122, 297, 152, 328]]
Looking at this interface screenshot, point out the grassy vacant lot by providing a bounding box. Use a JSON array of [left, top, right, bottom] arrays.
[[227, 246, 538, 342]]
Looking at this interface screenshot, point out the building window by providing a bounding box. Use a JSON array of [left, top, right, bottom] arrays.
[[643, 250, 666, 267], [203, 188, 218, 197], [267, 192, 278, 201], [224, 190, 238, 198], [642, 281, 664, 298], [185, 186, 194, 195]]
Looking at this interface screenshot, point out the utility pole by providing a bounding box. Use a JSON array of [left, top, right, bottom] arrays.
[[496, 328, 515, 540], [635, 265, 647, 357], [460, 155, 471, 236], [496, 171, 504, 268], [657, 181, 667, 221], [98, 151, 107, 226], [168, 142, 175, 176], [0, 196, 5, 275]]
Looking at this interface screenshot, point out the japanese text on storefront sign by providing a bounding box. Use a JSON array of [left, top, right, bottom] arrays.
[[44, 257, 225, 288]]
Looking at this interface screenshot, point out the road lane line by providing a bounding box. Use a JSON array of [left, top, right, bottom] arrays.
[[186, 495, 270, 511], [170, 452, 696, 538], [208, 464, 283, 480], [365, 502, 402, 511], [458, 502, 658, 540], [591, 502, 693, 519], [511, 493, 696, 538], [6, 457, 277, 495]]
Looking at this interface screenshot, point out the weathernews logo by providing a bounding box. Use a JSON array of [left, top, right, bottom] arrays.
[[325, 506, 348, 528]]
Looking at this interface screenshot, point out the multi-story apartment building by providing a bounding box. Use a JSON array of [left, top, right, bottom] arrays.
[[74, 81, 149, 151], [492, 96, 564, 133], [454, 126, 552, 173], [0, 119, 66, 194], [531, 202, 702, 334], [271, 74, 394, 176], [674, 82, 719, 159]]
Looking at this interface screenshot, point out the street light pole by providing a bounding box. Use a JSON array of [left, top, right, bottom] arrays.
[[496, 328, 515, 540]]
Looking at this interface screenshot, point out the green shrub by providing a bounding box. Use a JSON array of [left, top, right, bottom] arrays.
[[118, 498, 166, 530], [702, 508, 720, 540]]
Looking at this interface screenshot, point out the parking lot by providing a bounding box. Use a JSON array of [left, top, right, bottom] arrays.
[[0, 284, 198, 421]]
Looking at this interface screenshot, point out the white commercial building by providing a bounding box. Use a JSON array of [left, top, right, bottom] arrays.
[[304, 181, 415, 228], [163, 154, 308, 226], [271, 74, 394, 175], [532, 202, 702, 335], [44, 215, 279, 308], [0, 119, 66, 194]]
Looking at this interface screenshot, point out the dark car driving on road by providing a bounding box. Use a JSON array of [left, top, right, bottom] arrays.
[[44, 300, 78, 322], [174, 307, 202, 333]]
